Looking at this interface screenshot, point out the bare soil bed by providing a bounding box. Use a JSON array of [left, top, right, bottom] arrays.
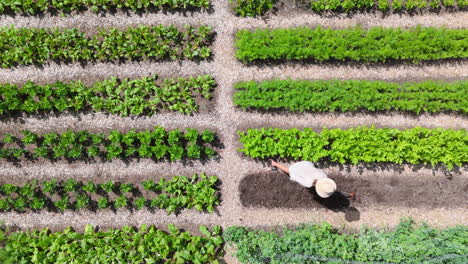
[[240, 171, 468, 209]]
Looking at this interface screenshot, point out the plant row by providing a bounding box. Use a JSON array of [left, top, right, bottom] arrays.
[[0, 25, 213, 68], [0, 173, 219, 214], [0, 127, 217, 161], [0, 75, 216, 116], [235, 26, 468, 63], [238, 126, 467, 170], [232, 0, 467, 17], [224, 218, 468, 264], [309, 0, 468, 12], [234, 79, 468, 114], [231, 0, 276, 17], [0, 0, 210, 15], [1, 224, 223, 264]]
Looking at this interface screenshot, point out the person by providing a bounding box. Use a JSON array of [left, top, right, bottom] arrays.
[[271, 160, 354, 199]]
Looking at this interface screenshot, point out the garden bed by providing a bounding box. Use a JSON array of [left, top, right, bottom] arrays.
[[240, 171, 468, 209]]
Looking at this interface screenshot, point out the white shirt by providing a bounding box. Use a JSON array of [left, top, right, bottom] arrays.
[[289, 161, 327, 188]]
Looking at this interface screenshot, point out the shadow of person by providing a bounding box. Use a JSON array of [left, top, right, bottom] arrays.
[[308, 188, 361, 222]]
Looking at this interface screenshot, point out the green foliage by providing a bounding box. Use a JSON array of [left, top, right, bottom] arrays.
[[12, 197, 28, 212], [134, 197, 147, 210], [42, 179, 58, 194], [63, 179, 79, 193], [0, 0, 210, 15], [0, 25, 213, 68], [0, 184, 18, 195], [0, 127, 217, 162], [74, 195, 90, 210], [113, 196, 128, 209], [119, 183, 134, 194], [224, 219, 468, 264], [234, 79, 468, 114], [97, 197, 109, 209], [232, 0, 275, 17], [81, 181, 97, 193], [0, 173, 220, 214], [54, 196, 70, 212], [238, 126, 468, 170], [310, 0, 374, 12], [99, 181, 115, 193], [235, 26, 468, 63], [0, 75, 216, 116], [3, 224, 224, 263], [232, 0, 468, 16]]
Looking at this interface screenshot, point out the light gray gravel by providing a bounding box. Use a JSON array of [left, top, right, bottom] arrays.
[[0, 0, 467, 240]]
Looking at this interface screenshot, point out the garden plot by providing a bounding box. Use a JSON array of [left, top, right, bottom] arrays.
[[240, 171, 468, 209], [0, 0, 467, 263]]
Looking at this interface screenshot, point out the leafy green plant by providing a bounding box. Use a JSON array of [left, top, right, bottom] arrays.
[[225, 219, 468, 264], [12, 197, 28, 212], [75, 195, 90, 210], [113, 196, 128, 209], [119, 183, 134, 194], [0, 184, 18, 195], [81, 181, 97, 193], [0, 198, 10, 211], [42, 179, 58, 194], [97, 197, 109, 209], [99, 181, 115, 193], [54, 196, 70, 212], [134, 197, 147, 210], [0, 127, 217, 162], [0, 25, 213, 68], [0, 0, 211, 15], [235, 26, 468, 63], [234, 79, 468, 114], [2, 224, 223, 263], [63, 179, 79, 193], [232, 0, 275, 17], [238, 126, 467, 170], [30, 197, 46, 210], [0, 174, 220, 213]]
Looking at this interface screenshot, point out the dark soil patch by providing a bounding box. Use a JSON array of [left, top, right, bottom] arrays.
[[240, 172, 468, 209]]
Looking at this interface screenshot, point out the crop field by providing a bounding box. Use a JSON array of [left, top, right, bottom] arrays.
[[0, 0, 467, 263]]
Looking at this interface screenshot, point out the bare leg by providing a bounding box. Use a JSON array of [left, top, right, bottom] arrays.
[[271, 160, 290, 174]]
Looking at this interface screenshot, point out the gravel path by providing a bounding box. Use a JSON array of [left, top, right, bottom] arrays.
[[0, 0, 467, 239]]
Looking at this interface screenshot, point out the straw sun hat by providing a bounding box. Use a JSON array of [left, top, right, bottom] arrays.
[[315, 178, 337, 198]]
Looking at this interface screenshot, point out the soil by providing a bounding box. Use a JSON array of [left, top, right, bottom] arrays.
[[240, 172, 468, 209]]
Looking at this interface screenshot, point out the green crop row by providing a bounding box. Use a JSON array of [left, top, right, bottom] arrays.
[[235, 26, 468, 63], [238, 126, 467, 170], [0, 75, 215, 116], [232, 0, 467, 17], [0, 0, 210, 15], [231, 0, 276, 17], [224, 218, 468, 264], [0, 173, 219, 214], [0, 127, 217, 161], [0, 25, 213, 68], [1, 224, 223, 264], [234, 79, 468, 114], [309, 0, 468, 12]]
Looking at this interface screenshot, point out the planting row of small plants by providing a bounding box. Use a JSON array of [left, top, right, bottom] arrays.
[[0, 224, 224, 264], [0, 25, 213, 68], [0, 75, 216, 116], [224, 218, 468, 264], [0, 127, 217, 161], [234, 79, 468, 114], [235, 26, 468, 63], [232, 0, 468, 17], [0, 173, 219, 214], [238, 126, 467, 170], [0, 0, 210, 15]]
